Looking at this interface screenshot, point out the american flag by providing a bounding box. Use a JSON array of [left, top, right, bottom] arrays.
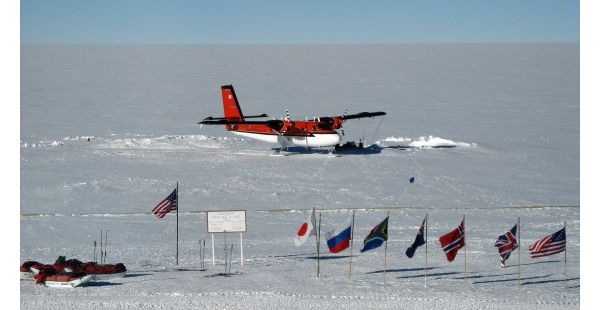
[[529, 227, 566, 258], [494, 223, 518, 267], [152, 189, 178, 218]]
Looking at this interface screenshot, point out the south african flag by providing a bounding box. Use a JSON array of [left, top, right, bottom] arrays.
[[360, 216, 389, 253]]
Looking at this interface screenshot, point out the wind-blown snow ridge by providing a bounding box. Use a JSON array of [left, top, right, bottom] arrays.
[[21, 140, 65, 148], [95, 135, 246, 150], [21, 134, 474, 152], [377, 136, 476, 149]]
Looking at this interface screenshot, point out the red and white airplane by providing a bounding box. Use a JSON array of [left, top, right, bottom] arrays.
[[199, 85, 386, 149]]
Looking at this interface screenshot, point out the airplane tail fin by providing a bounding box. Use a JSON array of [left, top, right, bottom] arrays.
[[221, 85, 244, 121]]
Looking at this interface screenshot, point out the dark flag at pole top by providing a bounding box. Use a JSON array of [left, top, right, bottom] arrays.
[[406, 217, 426, 258], [410, 177, 415, 183]]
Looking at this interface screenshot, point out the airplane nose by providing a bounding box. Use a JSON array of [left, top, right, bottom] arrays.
[[334, 133, 342, 144], [322, 133, 341, 147]]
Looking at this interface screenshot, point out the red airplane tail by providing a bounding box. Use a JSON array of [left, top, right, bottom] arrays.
[[221, 85, 244, 121], [199, 85, 268, 131]]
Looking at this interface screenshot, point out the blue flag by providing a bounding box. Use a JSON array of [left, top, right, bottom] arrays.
[[360, 216, 389, 253], [405, 217, 426, 258]]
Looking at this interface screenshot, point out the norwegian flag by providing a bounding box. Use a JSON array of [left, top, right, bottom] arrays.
[[494, 223, 518, 267], [529, 227, 566, 258], [439, 218, 465, 262], [152, 189, 177, 218]]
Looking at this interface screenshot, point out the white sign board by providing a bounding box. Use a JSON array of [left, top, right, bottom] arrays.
[[207, 210, 247, 233]]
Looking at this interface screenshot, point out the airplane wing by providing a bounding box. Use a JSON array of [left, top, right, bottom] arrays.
[[341, 111, 386, 120], [198, 118, 285, 131], [319, 111, 386, 129], [202, 114, 268, 121]]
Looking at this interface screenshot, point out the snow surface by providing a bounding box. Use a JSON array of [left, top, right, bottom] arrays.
[[21, 43, 579, 309]]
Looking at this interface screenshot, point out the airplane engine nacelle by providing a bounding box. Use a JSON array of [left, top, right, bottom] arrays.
[[319, 117, 343, 129], [266, 120, 285, 132], [332, 118, 344, 128]]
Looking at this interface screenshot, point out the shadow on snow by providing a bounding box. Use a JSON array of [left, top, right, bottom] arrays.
[[306, 255, 351, 260], [124, 273, 153, 278], [521, 277, 580, 286], [275, 144, 383, 156], [472, 274, 551, 284], [366, 266, 441, 275], [86, 281, 123, 287]]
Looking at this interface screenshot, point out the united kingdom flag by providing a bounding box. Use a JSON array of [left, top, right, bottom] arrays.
[[494, 223, 518, 268]]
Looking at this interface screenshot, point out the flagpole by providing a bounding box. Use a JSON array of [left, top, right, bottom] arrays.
[[313, 208, 318, 277], [224, 231, 228, 275], [464, 214, 467, 287], [104, 230, 108, 263], [517, 217, 521, 287], [100, 229, 103, 264], [317, 213, 321, 278], [411, 180, 414, 208], [425, 213, 428, 287], [176, 182, 179, 266], [384, 211, 389, 285], [349, 210, 355, 281], [564, 221, 567, 289]]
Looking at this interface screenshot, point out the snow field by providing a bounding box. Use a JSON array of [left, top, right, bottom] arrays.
[[21, 43, 579, 308], [21, 207, 579, 309]]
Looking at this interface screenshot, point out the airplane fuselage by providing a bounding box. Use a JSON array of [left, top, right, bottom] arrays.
[[227, 120, 342, 147], [232, 131, 341, 148]]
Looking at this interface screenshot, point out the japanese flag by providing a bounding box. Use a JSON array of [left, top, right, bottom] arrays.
[[294, 209, 316, 247]]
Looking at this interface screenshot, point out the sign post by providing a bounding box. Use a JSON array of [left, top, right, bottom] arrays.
[[211, 233, 215, 266], [207, 210, 247, 266], [240, 233, 244, 266]]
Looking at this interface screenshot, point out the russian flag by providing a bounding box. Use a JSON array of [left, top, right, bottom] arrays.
[[326, 221, 352, 253]]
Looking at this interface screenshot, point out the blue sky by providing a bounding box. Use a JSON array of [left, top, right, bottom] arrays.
[[21, 0, 579, 44]]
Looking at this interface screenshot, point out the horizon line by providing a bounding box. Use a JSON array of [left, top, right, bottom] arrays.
[[20, 41, 580, 46]]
